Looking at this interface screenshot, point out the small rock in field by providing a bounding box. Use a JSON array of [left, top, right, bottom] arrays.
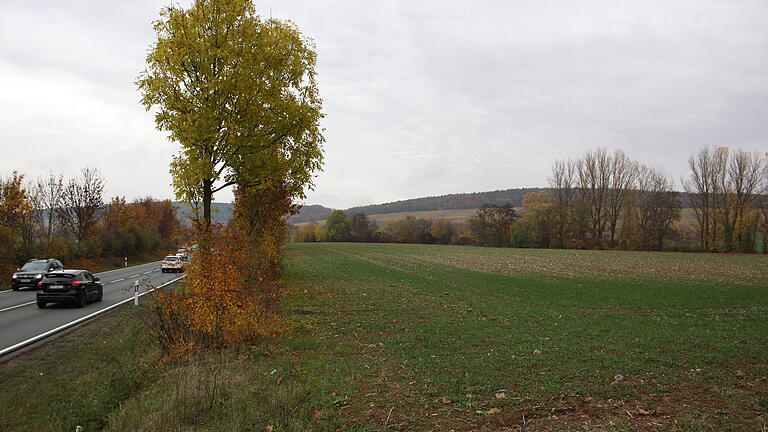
[[441, 397, 452, 404], [533, 349, 542, 355], [495, 392, 508, 399], [613, 374, 625, 382], [637, 408, 651, 415], [265, 427, 274, 432]]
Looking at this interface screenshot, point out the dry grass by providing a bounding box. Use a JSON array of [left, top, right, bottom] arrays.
[[352, 243, 768, 285]]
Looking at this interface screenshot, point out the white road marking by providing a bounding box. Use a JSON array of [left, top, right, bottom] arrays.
[[0, 301, 36, 313], [93, 260, 162, 276], [128, 274, 140, 278], [0, 275, 186, 357], [110, 278, 125, 283], [0, 261, 161, 295], [143, 271, 152, 275]]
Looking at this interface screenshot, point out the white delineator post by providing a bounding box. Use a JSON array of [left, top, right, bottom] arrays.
[[124, 257, 127, 267], [134, 280, 139, 305]]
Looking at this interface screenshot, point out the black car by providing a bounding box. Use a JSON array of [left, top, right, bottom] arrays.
[[11, 259, 64, 291], [36, 270, 103, 308]]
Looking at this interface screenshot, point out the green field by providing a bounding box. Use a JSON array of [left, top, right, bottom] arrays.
[[280, 243, 768, 431], [1, 244, 766, 431]]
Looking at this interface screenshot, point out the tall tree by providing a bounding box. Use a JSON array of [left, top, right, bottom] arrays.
[[349, 213, 374, 242], [430, 219, 456, 245], [548, 159, 577, 247], [635, 166, 680, 250], [34, 173, 65, 253], [469, 204, 518, 247], [683, 147, 717, 250], [719, 149, 763, 252], [759, 160, 768, 253], [520, 190, 553, 248], [58, 168, 104, 242], [0, 172, 34, 246], [685, 147, 764, 252], [324, 210, 351, 242], [138, 0, 324, 230], [606, 150, 637, 246], [386, 216, 420, 244], [577, 149, 611, 243]]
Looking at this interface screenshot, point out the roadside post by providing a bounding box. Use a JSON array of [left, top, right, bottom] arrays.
[[134, 280, 139, 305], [124, 257, 127, 267]]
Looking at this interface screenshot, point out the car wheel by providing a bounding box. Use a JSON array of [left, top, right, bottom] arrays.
[[78, 293, 87, 308], [12, 286, 19, 291], [96, 290, 103, 302], [36, 301, 46, 309]]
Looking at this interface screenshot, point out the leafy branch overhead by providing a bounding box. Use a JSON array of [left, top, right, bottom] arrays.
[[137, 0, 324, 226]]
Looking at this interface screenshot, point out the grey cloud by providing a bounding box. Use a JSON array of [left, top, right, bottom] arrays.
[[1, 0, 766, 209]]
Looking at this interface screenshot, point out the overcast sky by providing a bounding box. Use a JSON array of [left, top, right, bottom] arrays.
[[1, 1, 766, 209]]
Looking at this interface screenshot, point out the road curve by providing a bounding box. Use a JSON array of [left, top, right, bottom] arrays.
[[0, 261, 183, 356]]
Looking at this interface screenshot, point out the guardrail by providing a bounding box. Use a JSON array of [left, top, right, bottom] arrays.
[[0, 274, 186, 358]]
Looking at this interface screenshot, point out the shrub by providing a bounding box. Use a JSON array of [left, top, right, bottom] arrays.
[[564, 239, 587, 250], [143, 186, 291, 357]]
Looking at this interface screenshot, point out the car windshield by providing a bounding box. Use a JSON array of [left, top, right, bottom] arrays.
[[164, 256, 179, 261], [21, 262, 48, 271]]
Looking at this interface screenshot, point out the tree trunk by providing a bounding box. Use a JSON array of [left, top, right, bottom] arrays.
[[202, 178, 213, 231]]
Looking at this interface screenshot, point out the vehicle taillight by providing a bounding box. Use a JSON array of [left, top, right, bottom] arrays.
[[37, 282, 43, 286], [71, 281, 82, 287]]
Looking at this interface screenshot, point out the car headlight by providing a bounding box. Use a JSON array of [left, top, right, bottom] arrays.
[[12, 273, 17, 279], [35, 274, 43, 279]]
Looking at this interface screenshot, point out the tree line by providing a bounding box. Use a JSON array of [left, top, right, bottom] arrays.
[[0, 167, 181, 281], [296, 146, 768, 253]]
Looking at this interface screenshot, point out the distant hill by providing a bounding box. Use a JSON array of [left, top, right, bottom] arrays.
[[290, 204, 334, 224], [173, 202, 234, 225], [347, 188, 543, 215], [289, 188, 544, 224], [179, 187, 698, 226]]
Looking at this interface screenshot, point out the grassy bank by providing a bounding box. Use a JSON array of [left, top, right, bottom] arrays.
[[1, 244, 766, 431], [0, 303, 162, 431]]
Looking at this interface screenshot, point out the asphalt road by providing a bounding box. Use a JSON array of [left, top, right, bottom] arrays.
[[0, 261, 183, 353]]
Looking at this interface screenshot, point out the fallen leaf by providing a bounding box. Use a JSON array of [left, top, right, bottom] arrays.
[[638, 409, 651, 415], [441, 397, 452, 404], [276, 376, 284, 385], [309, 408, 320, 420], [265, 427, 273, 432]]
